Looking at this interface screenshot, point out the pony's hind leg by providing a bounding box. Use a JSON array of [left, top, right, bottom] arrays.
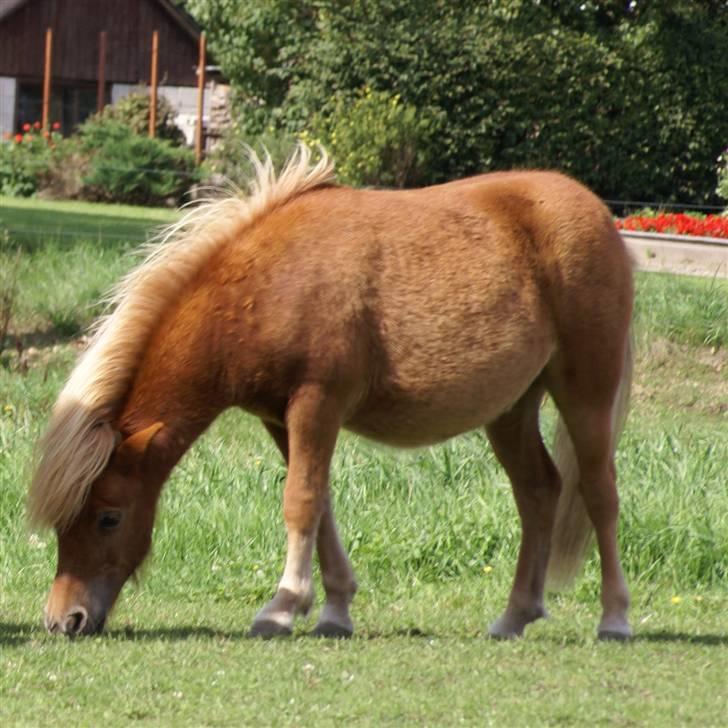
[[546, 346, 632, 640], [485, 383, 562, 639]]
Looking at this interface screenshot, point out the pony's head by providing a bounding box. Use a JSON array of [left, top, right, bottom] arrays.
[[29, 144, 335, 636], [42, 422, 164, 636]]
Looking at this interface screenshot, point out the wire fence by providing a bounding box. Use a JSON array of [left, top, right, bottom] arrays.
[[0, 201, 721, 252]]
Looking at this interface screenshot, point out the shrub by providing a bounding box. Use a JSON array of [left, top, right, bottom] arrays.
[[718, 148, 728, 203], [92, 92, 186, 146], [37, 138, 89, 200], [305, 87, 442, 188], [0, 127, 59, 197], [203, 124, 302, 189], [76, 118, 199, 206]]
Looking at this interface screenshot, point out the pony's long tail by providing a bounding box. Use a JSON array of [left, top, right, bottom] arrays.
[[545, 332, 633, 588]]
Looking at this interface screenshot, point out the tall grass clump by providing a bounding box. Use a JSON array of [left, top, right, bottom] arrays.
[[617, 424, 728, 588], [8, 240, 135, 337], [0, 242, 21, 351], [633, 272, 728, 349]]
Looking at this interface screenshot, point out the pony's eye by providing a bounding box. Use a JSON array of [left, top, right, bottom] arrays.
[[97, 510, 122, 531]]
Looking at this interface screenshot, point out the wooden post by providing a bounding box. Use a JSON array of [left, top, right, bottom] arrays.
[[195, 32, 206, 164], [42, 28, 53, 131], [97, 31, 107, 113], [149, 30, 159, 137]]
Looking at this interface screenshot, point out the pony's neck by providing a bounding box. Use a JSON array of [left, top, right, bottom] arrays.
[[115, 306, 231, 476]]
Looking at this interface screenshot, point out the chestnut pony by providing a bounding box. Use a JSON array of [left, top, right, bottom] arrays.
[[30, 146, 633, 640]]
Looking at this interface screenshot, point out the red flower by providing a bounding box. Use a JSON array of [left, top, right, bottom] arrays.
[[617, 212, 728, 239], [52, 121, 61, 130], [14, 133, 23, 143], [33, 121, 41, 129], [22, 122, 31, 132], [43, 130, 50, 139]]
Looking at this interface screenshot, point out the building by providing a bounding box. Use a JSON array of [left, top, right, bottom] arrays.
[[0, 0, 223, 144]]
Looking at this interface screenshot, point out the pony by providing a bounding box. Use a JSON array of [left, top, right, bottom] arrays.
[[30, 145, 634, 640]]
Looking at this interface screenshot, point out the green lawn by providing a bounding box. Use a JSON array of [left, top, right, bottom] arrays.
[[0, 195, 176, 249], [1, 198, 726, 725]]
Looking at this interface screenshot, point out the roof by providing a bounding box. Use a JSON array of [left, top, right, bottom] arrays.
[[0, 0, 202, 38], [0, 0, 27, 23]]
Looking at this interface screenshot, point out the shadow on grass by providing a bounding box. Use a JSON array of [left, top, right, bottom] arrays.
[[1, 327, 83, 372], [635, 630, 728, 646], [0, 622, 41, 647], [2, 621, 725, 647], [105, 625, 434, 642], [18, 325, 87, 348]]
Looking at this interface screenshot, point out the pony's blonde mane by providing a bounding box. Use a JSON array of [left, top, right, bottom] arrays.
[[29, 145, 334, 531]]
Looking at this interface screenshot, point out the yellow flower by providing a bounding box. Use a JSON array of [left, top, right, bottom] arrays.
[[482, 565, 493, 574], [670, 596, 682, 605]]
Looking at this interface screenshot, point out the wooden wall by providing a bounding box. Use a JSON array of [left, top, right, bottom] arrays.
[[0, 0, 199, 85]]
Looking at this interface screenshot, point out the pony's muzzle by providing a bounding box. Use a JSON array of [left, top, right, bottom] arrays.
[[45, 605, 90, 636]]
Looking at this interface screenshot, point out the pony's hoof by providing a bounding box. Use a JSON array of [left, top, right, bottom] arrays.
[[597, 628, 632, 642], [247, 620, 293, 639], [487, 619, 522, 640], [488, 627, 520, 641], [488, 606, 546, 640], [311, 621, 353, 639], [597, 615, 632, 642]]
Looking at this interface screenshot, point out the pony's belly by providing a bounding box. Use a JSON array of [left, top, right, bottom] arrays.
[[346, 319, 554, 447], [346, 368, 537, 447]]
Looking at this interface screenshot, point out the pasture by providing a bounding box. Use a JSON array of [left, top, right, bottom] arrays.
[[1, 195, 726, 725]]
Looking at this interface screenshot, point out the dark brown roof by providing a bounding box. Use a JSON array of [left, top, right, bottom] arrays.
[[0, 0, 207, 85], [0, 0, 201, 37], [0, 0, 29, 23]]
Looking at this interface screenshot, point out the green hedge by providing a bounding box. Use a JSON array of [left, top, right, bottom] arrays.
[[189, 0, 728, 203]]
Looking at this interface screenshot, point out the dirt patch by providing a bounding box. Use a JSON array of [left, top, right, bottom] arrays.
[[633, 337, 727, 419], [0, 335, 88, 373]]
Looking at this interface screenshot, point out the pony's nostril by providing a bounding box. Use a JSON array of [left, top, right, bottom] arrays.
[[45, 616, 60, 634], [64, 607, 88, 635]]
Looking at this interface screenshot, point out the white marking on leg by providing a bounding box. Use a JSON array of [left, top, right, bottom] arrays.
[[252, 530, 315, 633], [278, 529, 315, 605]]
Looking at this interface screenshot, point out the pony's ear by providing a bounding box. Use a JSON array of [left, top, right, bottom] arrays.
[[115, 422, 164, 472]]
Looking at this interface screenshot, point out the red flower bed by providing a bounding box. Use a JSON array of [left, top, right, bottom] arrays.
[[616, 213, 728, 239]]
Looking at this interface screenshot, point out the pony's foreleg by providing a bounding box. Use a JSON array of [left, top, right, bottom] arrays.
[[249, 389, 340, 638], [485, 385, 561, 639], [261, 421, 357, 638]]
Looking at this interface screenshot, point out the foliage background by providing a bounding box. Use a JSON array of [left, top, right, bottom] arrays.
[[186, 0, 728, 203], [0, 95, 198, 206]]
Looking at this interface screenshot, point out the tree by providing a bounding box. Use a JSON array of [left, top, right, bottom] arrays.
[[184, 0, 728, 203]]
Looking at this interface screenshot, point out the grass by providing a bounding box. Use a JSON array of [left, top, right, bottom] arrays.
[[0, 198, 726, 725], [0, 195, 176, 248]]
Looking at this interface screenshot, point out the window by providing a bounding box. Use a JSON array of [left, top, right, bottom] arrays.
[[16, 81, 102, 134]]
